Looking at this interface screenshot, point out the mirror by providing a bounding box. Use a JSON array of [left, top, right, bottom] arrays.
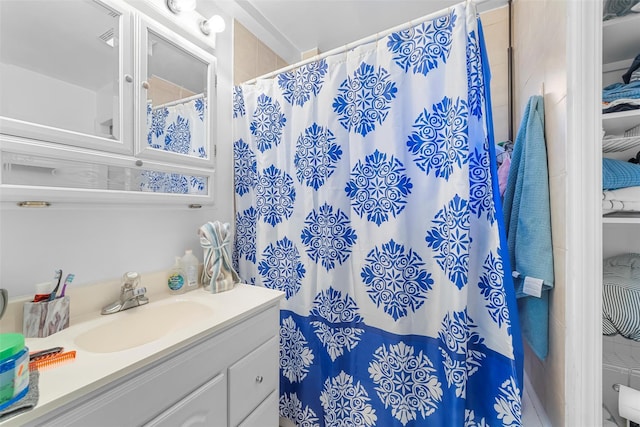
[[0, 0, 123, 140], [142, 23, 211, 162], [1, 150, 209, 195]]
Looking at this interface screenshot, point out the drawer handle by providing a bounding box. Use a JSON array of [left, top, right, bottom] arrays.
[[255, 375, 263, 383]]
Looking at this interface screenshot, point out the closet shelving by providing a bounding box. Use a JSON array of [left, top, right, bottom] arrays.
[[601, 11, 640, 426], [602, 12, 640, 224]]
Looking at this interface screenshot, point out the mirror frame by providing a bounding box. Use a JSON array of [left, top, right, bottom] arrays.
[[0, 0, 134, 155], [135, 15, 217, 169]]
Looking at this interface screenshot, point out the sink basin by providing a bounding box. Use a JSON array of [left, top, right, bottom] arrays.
[[74, 300, 214, 353]]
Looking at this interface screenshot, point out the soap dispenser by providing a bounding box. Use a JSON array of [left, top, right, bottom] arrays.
[[167, 257, 186, 295]]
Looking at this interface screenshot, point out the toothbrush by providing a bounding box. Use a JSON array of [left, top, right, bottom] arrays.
[[35, 269, 62, 302], [59, 273, 75, 298], [47, 270, 65, 301]]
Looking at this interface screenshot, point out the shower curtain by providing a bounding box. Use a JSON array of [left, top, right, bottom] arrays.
[[147, 95, 207, 158], [233, 2, 523, 425], [139, 95, 208, 194]]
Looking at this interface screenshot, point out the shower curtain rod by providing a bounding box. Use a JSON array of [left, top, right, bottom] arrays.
[[244, 0, 495, 85], [152, 92, 205, 110]]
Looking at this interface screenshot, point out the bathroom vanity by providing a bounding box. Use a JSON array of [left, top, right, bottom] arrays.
[[1, 284, 283, 427]]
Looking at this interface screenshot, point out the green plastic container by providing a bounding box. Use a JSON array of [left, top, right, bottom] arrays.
[[0, 333, 29, 409]]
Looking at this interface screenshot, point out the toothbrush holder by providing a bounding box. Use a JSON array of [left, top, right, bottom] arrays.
[[22, 296, 70, 338]]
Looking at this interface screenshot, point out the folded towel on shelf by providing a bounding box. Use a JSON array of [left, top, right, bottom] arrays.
[[603, 98, 640, 113], [603, 253, 640, 340], [603, 158, 640, 190], [603, 186, 640, 213], [603, 81, 640, 103]]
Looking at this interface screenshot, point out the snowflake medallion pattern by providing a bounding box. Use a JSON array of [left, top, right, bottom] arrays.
[[345, 150, 413, 226], [234, 207, 258, 263], [361, 239, 434, 320], [469, 143, 497, 224], [478, 251, 512, 331], [280, 316, 315, 383], [407, 96, 469, 180], [320, 371, 377, 427], [294, 123, 342, 190], [301, 203, 357, 271], [234, 138, 258, 196], [310, 287, 364, 361], [387, 10, 457, 76], [494, 377, 522, 427], [255, 165, 296, 226], [426, 194, 471, 289], [278, 59, 329, 107], [369, 341, 443, 425], [257, 237, 306, 299], [279, 393, 319, 427], [250, 94, 287, 152], [332, 62, 398, 137]]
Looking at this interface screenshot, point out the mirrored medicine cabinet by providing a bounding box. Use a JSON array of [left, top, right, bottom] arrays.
[[0, 0, 217, 203]]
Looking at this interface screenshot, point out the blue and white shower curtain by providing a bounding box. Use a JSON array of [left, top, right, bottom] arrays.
[[233, 2, 523, 425], [139, 96, 208, 194], [147, 96, 207, 158]]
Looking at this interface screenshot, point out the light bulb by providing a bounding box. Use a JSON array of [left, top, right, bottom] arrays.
[[200, 15, 225, 35], [167, 0, 196, 14]]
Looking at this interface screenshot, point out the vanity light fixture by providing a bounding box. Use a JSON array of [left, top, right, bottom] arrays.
[[166, 0, 196, 14], [200, 14, 225, 35]]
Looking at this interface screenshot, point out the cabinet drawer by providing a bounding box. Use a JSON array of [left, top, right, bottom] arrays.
[[229, 336, 279, 426], [144, 372, 227, 427], [238, 390, 278, 427]]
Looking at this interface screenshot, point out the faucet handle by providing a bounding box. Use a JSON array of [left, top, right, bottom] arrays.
[[121, 272, 141, 289], [132, 287, 147, 297]]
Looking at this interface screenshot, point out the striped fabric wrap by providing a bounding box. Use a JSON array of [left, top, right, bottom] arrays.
[[603, 253, 640, 340]]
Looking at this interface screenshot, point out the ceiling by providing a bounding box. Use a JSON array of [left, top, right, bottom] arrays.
[[210, 0, 508, 64]]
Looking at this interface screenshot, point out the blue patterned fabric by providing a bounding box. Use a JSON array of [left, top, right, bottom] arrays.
[[603, 157, 640, 190], [233, 3, 523, 425], [139, 95, 209, 194], [146, 96, 207, 158]]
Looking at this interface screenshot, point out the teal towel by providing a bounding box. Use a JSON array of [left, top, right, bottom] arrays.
[[602, 157, 640, 190], [502, 95, 554, 360]]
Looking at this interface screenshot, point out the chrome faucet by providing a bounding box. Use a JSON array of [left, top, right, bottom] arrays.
[[101, 272, 149, 315]]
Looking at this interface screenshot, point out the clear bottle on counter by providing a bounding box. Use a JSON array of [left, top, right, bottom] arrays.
[[167, 256, 186, 295], [181, 249, 199, 292]]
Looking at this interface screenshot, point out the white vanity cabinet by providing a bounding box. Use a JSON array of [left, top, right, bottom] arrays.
[[0, 0, 217, 204], [24, 303, 280, 427]]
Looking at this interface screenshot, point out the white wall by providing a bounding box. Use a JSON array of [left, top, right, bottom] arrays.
[[512, 0, 568, 424], [0, 8, 234, 300], [0, 63, 98, 135]]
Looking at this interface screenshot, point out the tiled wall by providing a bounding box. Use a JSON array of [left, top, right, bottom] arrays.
[[512, 0, 567, 425], [233, 20, 288, 85]]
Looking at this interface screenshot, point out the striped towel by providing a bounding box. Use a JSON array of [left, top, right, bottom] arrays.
[[603, 253, 640, 340], [199, 221, 240, 293]]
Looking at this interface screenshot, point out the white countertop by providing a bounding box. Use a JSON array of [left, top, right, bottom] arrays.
[[1, 284, 283, 426]]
